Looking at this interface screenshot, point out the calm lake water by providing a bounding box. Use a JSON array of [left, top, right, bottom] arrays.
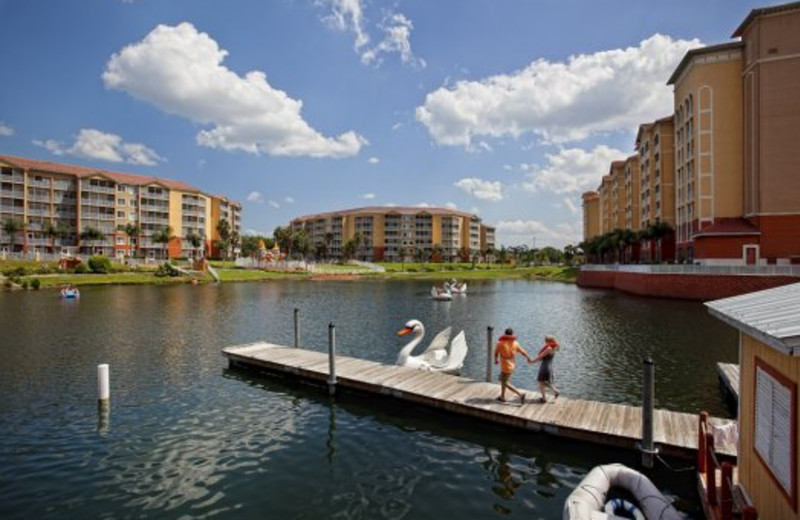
[[0, 280, 738, 519]]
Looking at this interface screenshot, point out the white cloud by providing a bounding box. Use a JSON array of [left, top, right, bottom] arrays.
[[319, 1, 423, 68], [503, 164, 513, 171], [246, 191, 264, 203], [416, 34, 701, 147], [563, 197, 579, 214], [415, 202, 431, 208], [362, 192, 376, 199], [367, 156, 379, 164], [445, 202, 458, 210], [284, 196, 295, 203], [521, 145, 625, 195], [33, 128, 164, 165], [103, 22, 365, 158], [454, 177, 504, 201], [244, 228, 268, 236], [0, 123, 14, 137], [361, 13, 425, 68], [268, 200, 280, 209], [391, 122, 403, 131], [496, 219, 581, 248]]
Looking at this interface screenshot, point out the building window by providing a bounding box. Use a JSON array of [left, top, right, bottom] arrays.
[[754, 357, 797, 506], [116, 236, 125, 245]]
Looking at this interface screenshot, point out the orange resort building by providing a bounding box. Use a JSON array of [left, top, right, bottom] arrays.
[[0, 154, 241, 260], [289, 207, 496, 262], [582, 2, 800, 266]]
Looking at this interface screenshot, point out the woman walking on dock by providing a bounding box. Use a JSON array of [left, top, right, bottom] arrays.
[[531, 335, 560, 403]]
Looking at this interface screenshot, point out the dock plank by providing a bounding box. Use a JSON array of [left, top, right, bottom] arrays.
[[716, 363, 740, 401], [223, 342, 734, 460]]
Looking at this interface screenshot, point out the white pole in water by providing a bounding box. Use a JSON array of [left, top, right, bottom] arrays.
[[327, 323, 337, 395], [97, 364, 110, 406]]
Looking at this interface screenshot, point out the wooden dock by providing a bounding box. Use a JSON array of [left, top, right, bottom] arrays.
[[223, 342, 737, 459], [716, 363, 740, 402]]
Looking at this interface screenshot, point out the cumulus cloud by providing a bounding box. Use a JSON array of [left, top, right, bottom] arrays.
[[362, 192, 376, 199], [563, 197, 579, 214], [33, 128, 164, 166], [445, 202, 458, 210], [416, 34, 700, 147], [496, 219, 580, 248], [319, 1, 423, 68], [0, 123, 14, 137], [268, 200, 280, 209], [454, 177, 504, 201], [103, 22, 365, 158], [246, 191, 264, 203], [367, 156, 379, 164], [521, 145, 625, 195]]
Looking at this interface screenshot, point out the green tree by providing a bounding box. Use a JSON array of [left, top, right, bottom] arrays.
[[185, 231, 203, 259], [2, 218, 24, 253], [121, 222, 139, 260], [273, 226, 293, 258], [430, 243, 443, 263], [291, 230, 311, 260], [152, 226, 173, 260], [43, 221, 63, 253], [342, 237, 357, 260], [216, 219, 231, 259], [80, 226, 105, 255]]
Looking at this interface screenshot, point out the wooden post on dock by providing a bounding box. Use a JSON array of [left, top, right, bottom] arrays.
[[327, 323, 337, 395], [294, 308, 300, 348], [486, 326, 494, 382], [640, 358, 657, 468]]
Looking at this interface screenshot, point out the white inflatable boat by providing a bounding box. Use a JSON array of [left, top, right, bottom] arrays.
[[563, 463, 685, 520]]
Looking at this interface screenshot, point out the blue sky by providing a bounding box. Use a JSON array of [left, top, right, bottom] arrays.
[[0, 0, 761, 248]]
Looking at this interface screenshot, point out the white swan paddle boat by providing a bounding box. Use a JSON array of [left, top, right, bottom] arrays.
[[563, 463, 685, 520], [60, 287, 80, 299], [396, 319, 468, 375], [430, 285, 453, 301], [445, 279, 467, 294]]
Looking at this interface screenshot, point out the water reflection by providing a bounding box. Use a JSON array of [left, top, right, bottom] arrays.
[[0, 281, 728, 519]]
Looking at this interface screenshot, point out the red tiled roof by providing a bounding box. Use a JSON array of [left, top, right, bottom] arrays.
[[292, 205, 481, 222], [694, 218, 761, 237], [0, 153, 203, 194]]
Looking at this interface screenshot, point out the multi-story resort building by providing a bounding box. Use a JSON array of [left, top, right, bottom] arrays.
[[582, 2, 800, 266], [289, 207, 495, 262], [0, 154, 241, 260]]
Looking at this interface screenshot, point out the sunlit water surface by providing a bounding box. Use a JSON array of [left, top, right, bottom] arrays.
[[0, 280, 737, 519]]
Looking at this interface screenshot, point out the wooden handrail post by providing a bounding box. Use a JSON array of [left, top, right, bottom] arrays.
[[641, 358, 656, 468], [327, 323, 336, 395], [706, 431, 717, 506], [698, 411, 709, 473], [486, 326, 494, 382], [294, 308, 300, 348], [741, 505, 758, 520], [721, 462, 733, 520]]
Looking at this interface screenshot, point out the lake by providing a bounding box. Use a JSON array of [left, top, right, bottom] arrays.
[[0, 280, 738, 519]]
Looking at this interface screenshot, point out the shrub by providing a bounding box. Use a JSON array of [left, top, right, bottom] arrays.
[[74, 263, 88, 274], [20, 279, 29, 289], [88, 255, 112, 274], [31, 278, 41, 290], [154, 262, 180, 277]]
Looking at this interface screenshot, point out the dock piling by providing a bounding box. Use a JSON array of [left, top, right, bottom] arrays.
[[328, 323, 337, 395], [294, 308, 300, 348], [486, 326, 494, 382], [640, 358, 657, 468]]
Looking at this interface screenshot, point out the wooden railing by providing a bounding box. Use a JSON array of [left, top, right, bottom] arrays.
[[698, 411, 758, 519]]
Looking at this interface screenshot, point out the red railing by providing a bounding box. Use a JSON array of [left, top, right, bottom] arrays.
[[698, 412, 758, 520]]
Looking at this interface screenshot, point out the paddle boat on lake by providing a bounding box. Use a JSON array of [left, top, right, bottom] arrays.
[[60, 286, 80, 299], [430, 285, 452, 301]]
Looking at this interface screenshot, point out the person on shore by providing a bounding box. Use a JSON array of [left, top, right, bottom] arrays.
[[530, 335, 560, 403], [493, 328, 532, 403]]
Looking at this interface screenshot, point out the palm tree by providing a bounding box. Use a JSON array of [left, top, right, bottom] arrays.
[[324, 232, 334, 261], [80, 226, 105, 256], [122, 222, 139, 260], [43, 221, 61, 254], [152, 225, 173, 261], [431, 243, 443, 263], [342, 237, 357, 260], [273, 226, 293, 258], [2, 218, 24, 253], [229, 230, 240, 259], [185, 231, 203, 260], [216, 219, 231, 259]]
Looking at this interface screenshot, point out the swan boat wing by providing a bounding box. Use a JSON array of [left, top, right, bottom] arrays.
[[420, 326, 452, 365], [434, 330, 468, 373]]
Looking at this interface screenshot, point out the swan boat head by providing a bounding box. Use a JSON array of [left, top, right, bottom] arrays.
[[396, 319, 468, 374]]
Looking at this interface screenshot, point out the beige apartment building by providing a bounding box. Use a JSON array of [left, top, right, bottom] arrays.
[[667, 41, 745, 263], [581, 191, 600, 240], [582, 2, 800, 265], [0, 154, 241, 260], [290, 206, 495, 262]]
